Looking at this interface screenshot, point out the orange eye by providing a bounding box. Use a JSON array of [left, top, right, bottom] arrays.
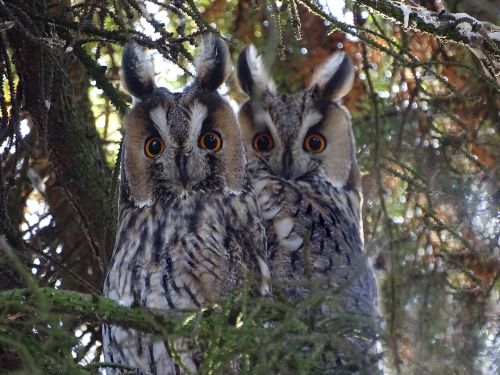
[[304, 133, 326, 153], [253, 133, 274, 152], [199, 131, 223, 151], [144, 136, 165, 158]]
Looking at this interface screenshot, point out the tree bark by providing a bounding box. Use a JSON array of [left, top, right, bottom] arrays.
[[6, 1, 114, 290]]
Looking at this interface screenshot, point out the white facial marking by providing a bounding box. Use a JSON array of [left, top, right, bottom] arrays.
[[190, 101, 208, 138], [254, 110, 281, 148], [302, 110, 323, 129], [149, 106, 167, 135], [253, 109, 272, 129], [298, 110, 323, 142]]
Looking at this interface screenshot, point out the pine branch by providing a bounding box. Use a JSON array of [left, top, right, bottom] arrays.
[[353, 0, 500, 82], [297, 0, 499, 87], [72, 43, 129, 116], [0, 287, 193, 336]]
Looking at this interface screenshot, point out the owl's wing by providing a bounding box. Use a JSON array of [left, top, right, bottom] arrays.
[[255, 171, 377, 310], [225, 184, 270, 297], [242, 211, 270, 297], [301, 181, 378, 314]]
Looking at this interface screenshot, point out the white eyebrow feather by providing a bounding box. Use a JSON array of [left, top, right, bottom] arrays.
[[254, 109, 282, 149], [190, 101, 208, 138], [149, 106, 167, 131], [297, 110, 323, 143]]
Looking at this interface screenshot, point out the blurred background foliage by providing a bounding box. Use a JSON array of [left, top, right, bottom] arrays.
[[0, 0, 498, 374]]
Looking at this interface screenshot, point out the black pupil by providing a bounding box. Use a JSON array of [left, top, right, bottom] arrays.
[[257, 135, 271, 151], [148, 139, 162, 155], [309, 136, 322, 151], [204, 134, 218, 149]]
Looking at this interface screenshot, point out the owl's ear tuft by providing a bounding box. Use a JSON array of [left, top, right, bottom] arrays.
[[194, 35, 232, 91], [309, 52, 354, 101], [237, 45, 276, 97], [121, 42, 156, 100]]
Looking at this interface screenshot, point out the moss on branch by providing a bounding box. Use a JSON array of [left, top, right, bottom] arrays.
[[72, 44, 129, 116], [0, 287, 193, 337]]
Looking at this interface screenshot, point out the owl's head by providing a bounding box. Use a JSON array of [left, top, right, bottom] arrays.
[[120, 36, 246, 207], [237, 46, 360, 189]]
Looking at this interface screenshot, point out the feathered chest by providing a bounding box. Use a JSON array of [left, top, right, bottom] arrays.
[[252, 167, 364, 283], [104, 193, 263, 310]]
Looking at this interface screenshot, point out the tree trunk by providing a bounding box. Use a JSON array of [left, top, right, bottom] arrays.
[[6, 4, 114, 290]]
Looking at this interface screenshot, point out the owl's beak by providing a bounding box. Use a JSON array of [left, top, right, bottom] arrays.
[[175, 153, 189, 188], [282, 150, 293, 180]]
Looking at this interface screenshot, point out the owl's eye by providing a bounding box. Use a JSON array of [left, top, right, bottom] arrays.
[[304, 133, 326, 153], [199, 131, 223, 151], [253, 133, 274, 152], [144, 136, 165, 158]]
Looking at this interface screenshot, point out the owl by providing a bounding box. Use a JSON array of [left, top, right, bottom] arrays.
[[236, 46, 380, 370], [102, 36, 269, 375]]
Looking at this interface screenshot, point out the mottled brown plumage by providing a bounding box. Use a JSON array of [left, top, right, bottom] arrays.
[[237, 46, 380, 371], [103, 37, 269, 375]]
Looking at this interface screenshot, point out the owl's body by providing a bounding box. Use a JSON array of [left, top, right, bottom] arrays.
[[103, 37, 268, 375], [237, 47, 379, 370], [249, 159, 375, 311], [104, 182, 264, 373]]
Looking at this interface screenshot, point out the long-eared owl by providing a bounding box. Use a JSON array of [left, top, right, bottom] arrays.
[[102, 36, 269, 375], [236, 46, 379, 369]]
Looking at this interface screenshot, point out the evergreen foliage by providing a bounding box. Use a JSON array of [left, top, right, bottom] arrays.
[[0, 1, 498, 373]]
